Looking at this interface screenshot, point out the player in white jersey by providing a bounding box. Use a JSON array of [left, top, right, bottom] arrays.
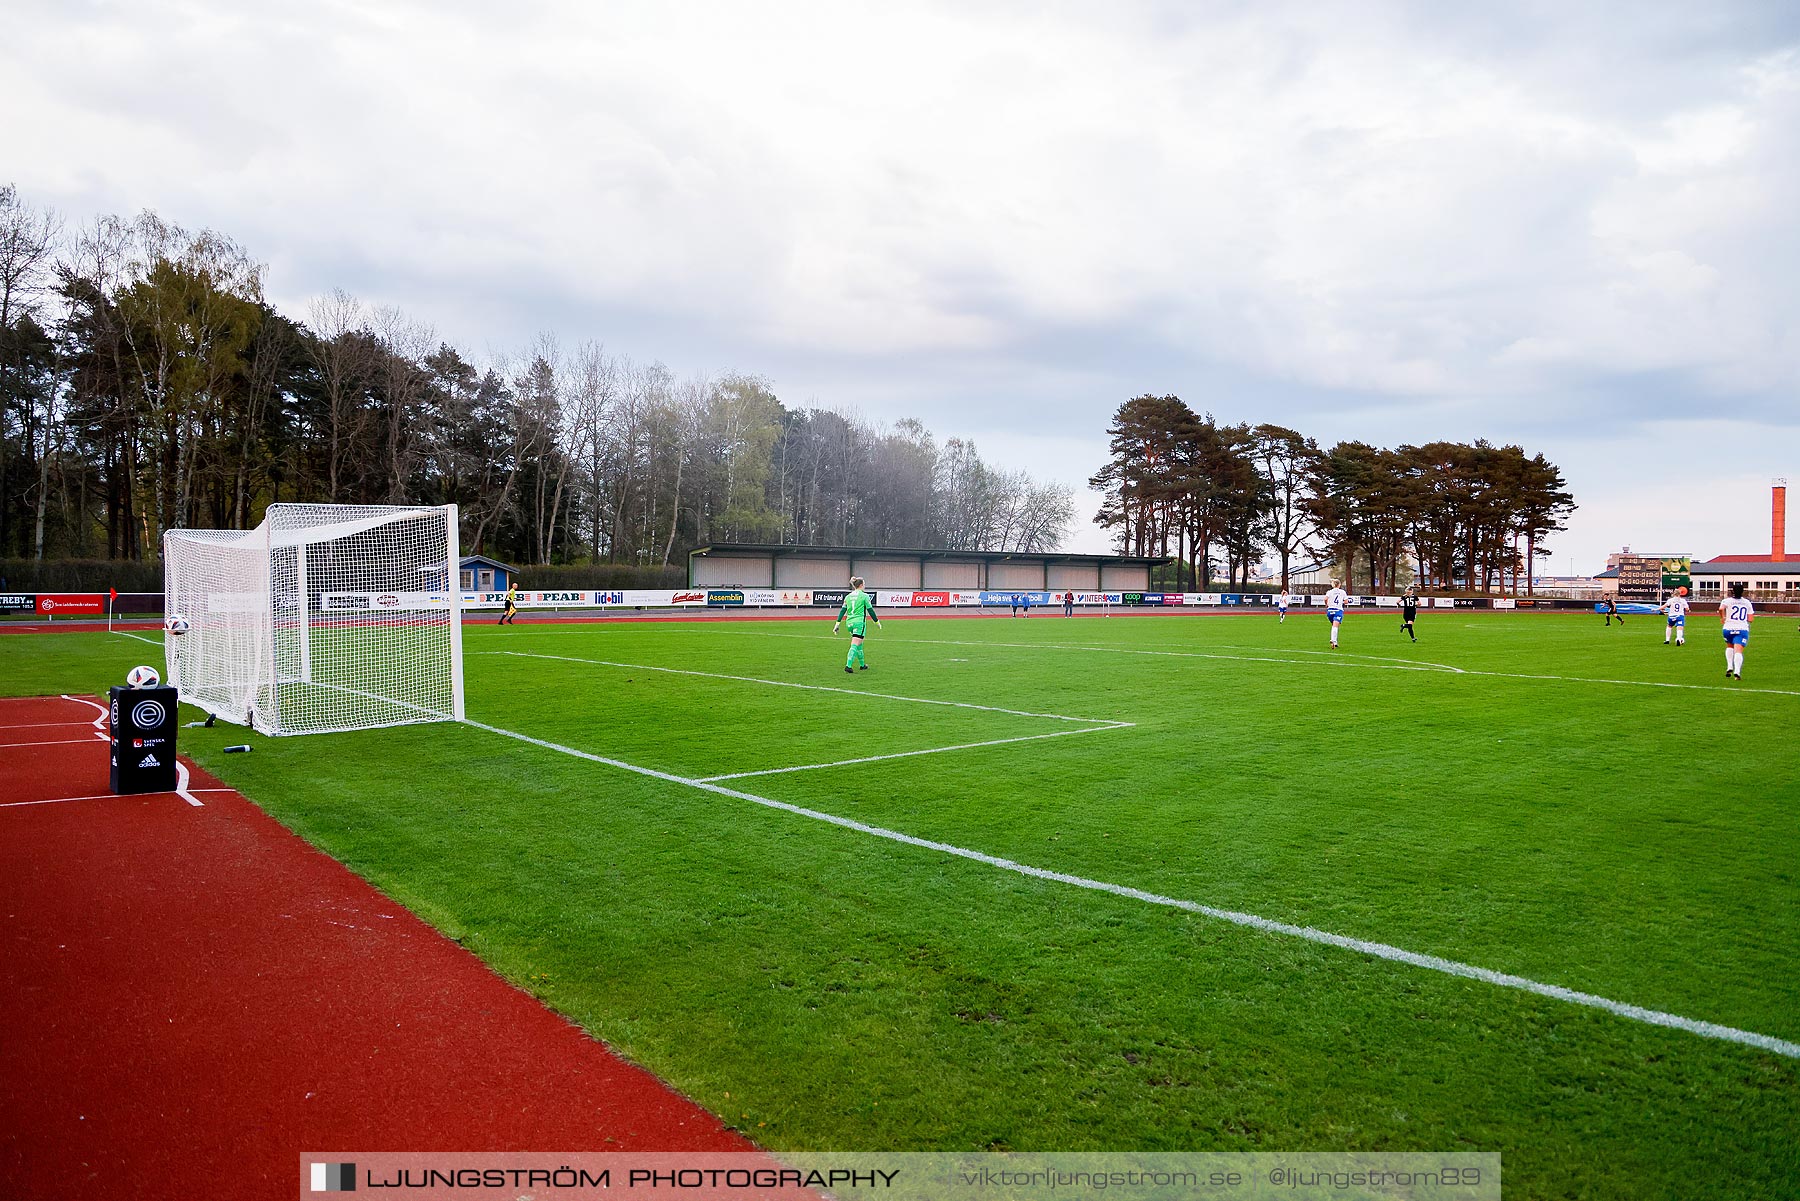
[[1658, 587, 1690, 646], [1276, 589, 1291, 623], [1324, 581, 1348, 647], [1719, 583, 1754, 679]]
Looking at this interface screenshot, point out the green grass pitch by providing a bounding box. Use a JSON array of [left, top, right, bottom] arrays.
[[7, 610, 1798, 1199]]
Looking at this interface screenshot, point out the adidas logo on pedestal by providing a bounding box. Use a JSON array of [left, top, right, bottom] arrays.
[[139, 753, 160, 767]]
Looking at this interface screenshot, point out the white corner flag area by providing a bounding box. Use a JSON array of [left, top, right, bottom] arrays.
[[163, 503, 465, 736]]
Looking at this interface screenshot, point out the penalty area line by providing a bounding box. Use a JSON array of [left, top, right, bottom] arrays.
[[697, 721, 1133, 782], [464, 716, 1800, 1062], [478, 649, 1120, 723]]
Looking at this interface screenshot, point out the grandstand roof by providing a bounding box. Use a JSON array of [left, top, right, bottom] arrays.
[[1690, 559, 1800, 574]]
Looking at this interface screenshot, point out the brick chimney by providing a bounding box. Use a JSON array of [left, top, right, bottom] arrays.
[[1776, 479, 1788, 562]]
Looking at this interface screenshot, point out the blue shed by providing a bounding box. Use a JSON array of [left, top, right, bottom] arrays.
[[459, 555, 517, 592]]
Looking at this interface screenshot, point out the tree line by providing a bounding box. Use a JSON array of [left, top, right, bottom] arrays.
[[1089, 394, 1576, 593], [0, 185, 1074, 569]]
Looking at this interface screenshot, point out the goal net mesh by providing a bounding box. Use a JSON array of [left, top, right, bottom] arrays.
[[164, 503, 464, 736]]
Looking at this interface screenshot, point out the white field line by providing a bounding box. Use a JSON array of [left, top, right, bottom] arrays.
[[60, 693, 109, 729], [0, 721, 99, 730], [464, 716, 1800, 1061], [698, 722, 1131, 782], [113, 629, 161, 647], [1211, 643, 1466, 672], [0, 787, 230, 810], [174, 759, 203, 806], [479, 650, 1120, 724], [749, 632, 1800, 698], [0, 737, 110, 750], [748, 631, 1463, 676]]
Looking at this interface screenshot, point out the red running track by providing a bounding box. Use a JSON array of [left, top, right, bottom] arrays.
[[0, 695, 751, 1201]]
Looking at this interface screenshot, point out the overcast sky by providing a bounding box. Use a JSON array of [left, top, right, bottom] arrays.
[[7, 0, 1797, 569]]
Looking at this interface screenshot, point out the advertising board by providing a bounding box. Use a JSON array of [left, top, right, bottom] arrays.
[[37, 593, 106, 615]]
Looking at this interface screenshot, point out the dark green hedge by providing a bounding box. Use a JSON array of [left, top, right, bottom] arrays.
[[0, 559, 165, 592]]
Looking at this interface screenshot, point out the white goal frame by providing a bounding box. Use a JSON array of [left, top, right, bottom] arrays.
[[163, 503, 465, 736]]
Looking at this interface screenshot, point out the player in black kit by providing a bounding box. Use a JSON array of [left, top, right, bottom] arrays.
[[1401, 587, 1419, 642]]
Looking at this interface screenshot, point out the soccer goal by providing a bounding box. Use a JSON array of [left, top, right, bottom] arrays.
[[163, 503, 465, 736]]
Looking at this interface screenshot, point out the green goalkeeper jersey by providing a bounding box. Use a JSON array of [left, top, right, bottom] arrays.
[[838, 589, 878, 628]]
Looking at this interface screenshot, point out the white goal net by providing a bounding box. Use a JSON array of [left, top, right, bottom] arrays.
[[164, 503, 465, 736]]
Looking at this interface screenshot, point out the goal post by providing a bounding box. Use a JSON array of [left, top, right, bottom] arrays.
[[164, 503, 465, 736]]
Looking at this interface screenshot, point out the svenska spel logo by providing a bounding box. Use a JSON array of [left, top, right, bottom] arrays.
[[309, 1161, 355, 1191]]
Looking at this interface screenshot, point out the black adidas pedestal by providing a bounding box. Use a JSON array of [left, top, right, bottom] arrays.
[[110, 685, 178, 795]]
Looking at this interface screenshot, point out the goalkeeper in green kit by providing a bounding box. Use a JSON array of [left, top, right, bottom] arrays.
[[833, 576, 882, 673]]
